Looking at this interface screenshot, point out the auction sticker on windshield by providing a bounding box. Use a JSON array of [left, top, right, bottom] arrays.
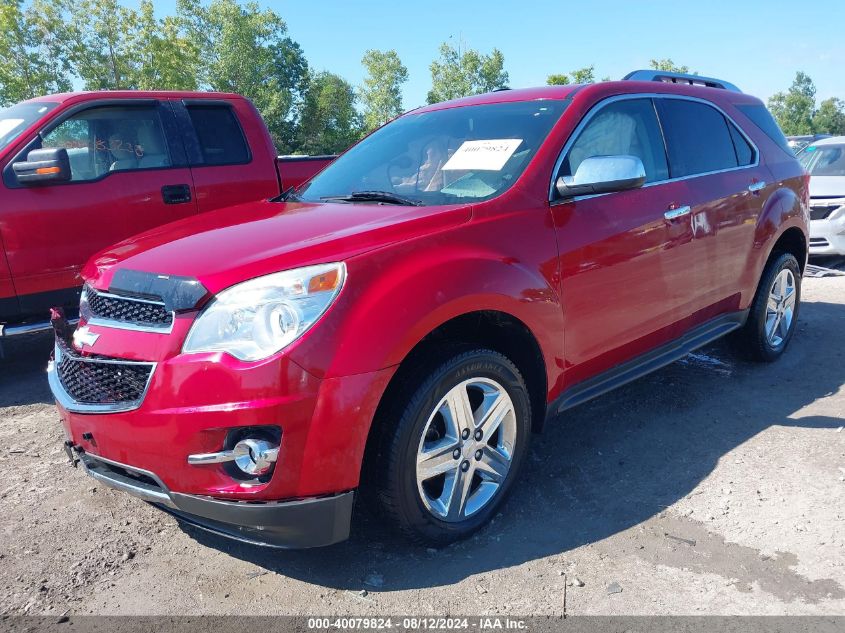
[[442, 138, 523, 171]]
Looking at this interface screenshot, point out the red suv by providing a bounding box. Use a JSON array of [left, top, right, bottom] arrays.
[[50, 71, 809, 548]]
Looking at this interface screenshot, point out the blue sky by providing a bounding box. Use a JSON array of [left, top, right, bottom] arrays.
[[153, 0, 844, 108]]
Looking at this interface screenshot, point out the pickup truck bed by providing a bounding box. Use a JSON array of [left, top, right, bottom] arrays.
[[276, 155, 335, 190]]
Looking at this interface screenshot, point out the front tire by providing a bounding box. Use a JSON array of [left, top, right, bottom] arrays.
[[734, 252, 801, 362], [374, 349, 531, 546]]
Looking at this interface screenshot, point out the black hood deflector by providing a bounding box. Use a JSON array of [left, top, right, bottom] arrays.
[[109, 269, 210, 312]]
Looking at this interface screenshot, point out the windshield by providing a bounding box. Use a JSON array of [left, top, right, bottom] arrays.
[[802, 145, 845, 176], [297, 100, 569, 206], [0, 101, 59, 153]]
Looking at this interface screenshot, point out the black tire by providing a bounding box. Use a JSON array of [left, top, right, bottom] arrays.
[[733, 252, 801, 362], [373, 348, 531, 546]]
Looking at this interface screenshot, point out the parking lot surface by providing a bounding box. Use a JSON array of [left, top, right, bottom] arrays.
[[1, 272, 844, 616]]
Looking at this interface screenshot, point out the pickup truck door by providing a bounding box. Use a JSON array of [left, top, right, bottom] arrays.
[[172, 99, 280, 213], [0, 100, 198, 314]]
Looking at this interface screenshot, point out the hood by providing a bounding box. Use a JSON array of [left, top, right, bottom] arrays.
[[84, 199, 472, 295], [809, 175, 845, 199]]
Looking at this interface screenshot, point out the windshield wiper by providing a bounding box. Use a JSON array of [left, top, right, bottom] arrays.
[[321, 190, 423, 206]]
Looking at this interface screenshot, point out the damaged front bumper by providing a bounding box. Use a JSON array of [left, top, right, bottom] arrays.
[[68, 446, 354, 549]]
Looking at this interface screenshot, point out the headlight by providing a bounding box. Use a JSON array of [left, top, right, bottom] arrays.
[[183, 263, 345, 361]]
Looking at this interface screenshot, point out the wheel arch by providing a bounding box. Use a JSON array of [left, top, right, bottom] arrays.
[[358, 309, 550, 501], [767, 226, 807, 273], [393, 310, 548, 431], [744, 185, 808, 305]]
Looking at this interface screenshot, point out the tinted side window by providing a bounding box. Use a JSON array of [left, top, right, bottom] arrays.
[[728, 123, 754, 166], [736, 104, 793, 156], [560, 98, 668, 184], [41, 105, 171, 182], [658, 99, 738, 177], [186, 105, 249, 166]]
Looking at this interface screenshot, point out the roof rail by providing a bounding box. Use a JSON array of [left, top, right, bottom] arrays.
[[623, 70, 741, 93]]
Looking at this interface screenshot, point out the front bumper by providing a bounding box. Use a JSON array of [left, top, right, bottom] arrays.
[[77, 449, 353, 548], [809, 215, 845, 256], [48, 317, 395, 548]]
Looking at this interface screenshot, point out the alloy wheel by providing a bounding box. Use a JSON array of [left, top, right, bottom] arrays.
[[765, 268, 797, 348], [415, 378, 517, 522]]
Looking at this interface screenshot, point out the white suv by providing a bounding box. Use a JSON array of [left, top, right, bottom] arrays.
[[800, 136, 845, 255]]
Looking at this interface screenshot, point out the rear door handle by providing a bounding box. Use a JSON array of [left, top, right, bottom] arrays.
[[664, 205, 691, 221], [748, 181, 767, 194], [161, 184, 192, 205]]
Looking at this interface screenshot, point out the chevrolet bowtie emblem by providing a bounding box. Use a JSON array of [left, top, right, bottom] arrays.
[[72, 326, 100, 349]]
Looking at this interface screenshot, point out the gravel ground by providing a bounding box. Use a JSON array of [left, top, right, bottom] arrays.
[[1, 272, 843, 617]]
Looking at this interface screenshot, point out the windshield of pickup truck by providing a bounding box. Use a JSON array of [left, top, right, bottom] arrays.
[[0, 102, 59, 153], [296, 100, 569, 206]]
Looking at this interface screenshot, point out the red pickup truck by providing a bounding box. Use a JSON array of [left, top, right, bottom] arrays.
[[0, 91, 334, 338]]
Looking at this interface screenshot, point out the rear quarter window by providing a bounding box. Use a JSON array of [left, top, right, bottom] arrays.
[[728, 123, 755, 166], [735, 104, 793, 157], [186, 104, 250, 166]]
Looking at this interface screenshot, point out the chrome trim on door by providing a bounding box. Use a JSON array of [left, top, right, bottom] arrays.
[[664, 205, 691, 220], [548, 93, 761, 203]]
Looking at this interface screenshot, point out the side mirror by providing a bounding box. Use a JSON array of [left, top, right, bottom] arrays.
[[12, 147, 72, 185], [555, 154, 646, 199]]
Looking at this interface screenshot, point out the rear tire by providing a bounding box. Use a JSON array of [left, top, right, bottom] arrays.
[[373, 348, 531, 546], [733, 252, 801, 362]]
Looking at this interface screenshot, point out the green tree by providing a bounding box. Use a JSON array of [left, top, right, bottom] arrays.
[[133, 0, 199, 90], [66, 0, 141, 89], [0, 0, 72, 104], [178, 0, 308, 152], [570, 66, 595, 84], [427, 41, 508, 104], [546, 65, 595, 86], [812, 98, 845, 135], [768, 71, 816, 135], [296, 71, 362, 154], [649, 58, 692, 73], [360, 49, 408, 132]]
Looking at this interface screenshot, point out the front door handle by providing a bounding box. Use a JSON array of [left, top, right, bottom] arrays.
[[664, 205, 691, 221], [161, 184, 192, 205], [748, 181, 767, 194]]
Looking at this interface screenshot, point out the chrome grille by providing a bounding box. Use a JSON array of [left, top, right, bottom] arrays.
[[82, 285, 173, 330], [51, 340, 155, 412]]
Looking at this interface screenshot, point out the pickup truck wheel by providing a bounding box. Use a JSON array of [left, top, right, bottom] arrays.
[[734, 252, 801, 362], [375, 349, 531, 546]]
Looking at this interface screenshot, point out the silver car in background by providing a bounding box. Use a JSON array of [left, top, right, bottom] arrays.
[[800, 136, 845, 255]]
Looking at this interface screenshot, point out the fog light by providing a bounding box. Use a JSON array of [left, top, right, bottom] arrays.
[[232, 438, 279, 476], [187, 436, 280, 477]]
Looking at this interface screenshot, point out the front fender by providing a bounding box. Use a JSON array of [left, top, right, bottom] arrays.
[[288, 233, 563, 384]]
